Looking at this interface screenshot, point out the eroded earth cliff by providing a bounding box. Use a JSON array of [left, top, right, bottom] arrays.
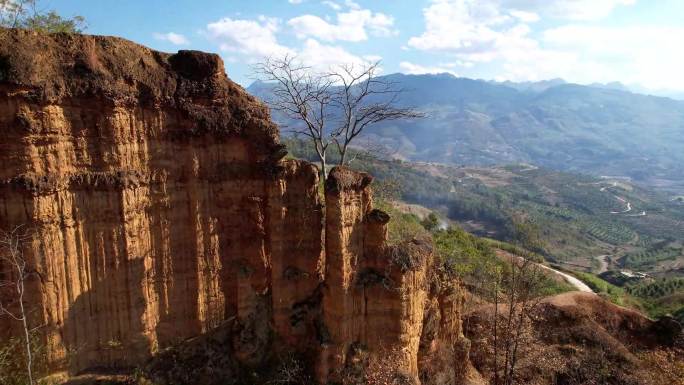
[[0, 29, 477, 385]]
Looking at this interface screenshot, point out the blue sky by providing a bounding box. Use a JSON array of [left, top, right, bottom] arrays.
[[48, 0, 684, 91]]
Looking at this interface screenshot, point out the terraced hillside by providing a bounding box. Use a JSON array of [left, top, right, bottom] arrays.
[[286, 138, 684, 321], [286, 139, 684, 274]]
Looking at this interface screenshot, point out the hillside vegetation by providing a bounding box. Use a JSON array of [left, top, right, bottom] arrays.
[[289, 139, 683, 267], [285, 138, 684, 322]]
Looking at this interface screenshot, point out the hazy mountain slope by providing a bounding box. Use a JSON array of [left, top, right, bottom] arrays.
[[500, 84, 684, 179], [249, 74, 684, 184]]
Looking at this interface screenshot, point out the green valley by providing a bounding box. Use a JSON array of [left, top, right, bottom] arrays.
[[285, 138, 684, 322]]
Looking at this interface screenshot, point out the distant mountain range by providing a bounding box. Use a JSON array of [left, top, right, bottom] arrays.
[[493, 78, 630, 94], [248, 74, 684, 187], [494, 78, 684, 100]]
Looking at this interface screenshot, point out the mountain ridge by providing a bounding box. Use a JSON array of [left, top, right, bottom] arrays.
[[249, 73, 684, 188]]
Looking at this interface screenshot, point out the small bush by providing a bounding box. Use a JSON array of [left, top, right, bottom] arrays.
[[388, 244, 426, 273], [0, 334, 48, 385]]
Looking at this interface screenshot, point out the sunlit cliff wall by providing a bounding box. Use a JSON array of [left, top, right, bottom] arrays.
[[0, 29, 476, 384]]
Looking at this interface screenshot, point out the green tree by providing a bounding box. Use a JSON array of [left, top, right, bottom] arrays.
[[1, 0, 85, 33], [421, 212, 441, 232], [511, 219, 545, 254]]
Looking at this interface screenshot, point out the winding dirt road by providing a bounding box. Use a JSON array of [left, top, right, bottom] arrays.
[[601, 182, 646, 216], [610, 195, 632, 214], [536, 264, 595, 293], [502, 253, 595, 294], [596, 255, 610, 274]]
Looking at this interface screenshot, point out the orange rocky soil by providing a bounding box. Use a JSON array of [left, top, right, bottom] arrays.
[[465, 292, 683, 385]]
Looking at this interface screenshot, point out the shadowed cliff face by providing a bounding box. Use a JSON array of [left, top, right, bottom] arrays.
[[0, 29, 474, 385]]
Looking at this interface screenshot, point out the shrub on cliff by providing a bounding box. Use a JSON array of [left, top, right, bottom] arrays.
[[433, 226, 497, 279], [0, 0, 86, 33], [0, 335, 47, 385]]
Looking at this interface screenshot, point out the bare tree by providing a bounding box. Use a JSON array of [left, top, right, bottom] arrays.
[[346, 136, 400, 167], [328, 62, 423, 165], [0, 226, 37, 385], [490, 257, 545, 385], [254, 55, 335, 183], [254, 56, 422, 183]]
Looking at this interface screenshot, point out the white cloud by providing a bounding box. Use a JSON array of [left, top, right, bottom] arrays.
[[205, 16, 293, 58], [204, 15, 380, 75], [322, 0, 341, 10], [400, 61, 458, 76], [344, 0, 362, 10], [288, 0, 304, 4], [298, 38, 380, 72], [543, 25, 684, 89], [407, 0, 635, 54], [509, 9, 539, 23], [456, 60, 475, 68], [288, 8, 396, 42], [153, 32, 190, 45], [407, 0, 513, 52], [503, 0, 635, 21], [363, 55, 383, 63], [405, 0, 648, 86]]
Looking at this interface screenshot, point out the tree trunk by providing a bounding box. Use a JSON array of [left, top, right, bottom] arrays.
[[320, 156, 327, 186], [504, 266, 518, 384], [18, 280, 34, 385], [493, 279, 499, 385], [507, 299, 527, 385], [339, 145, 347, 166], [313, 141, 328, 186], [2, 230, 35, 385]]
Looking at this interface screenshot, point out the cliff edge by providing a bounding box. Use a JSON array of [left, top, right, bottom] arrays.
[[0, 29, 474, 385]]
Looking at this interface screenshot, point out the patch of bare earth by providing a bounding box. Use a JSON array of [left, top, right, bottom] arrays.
[[464, 292, 683, 385]]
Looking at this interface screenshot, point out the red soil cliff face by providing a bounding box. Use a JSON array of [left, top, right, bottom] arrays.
[[0, 29, 474, 384]]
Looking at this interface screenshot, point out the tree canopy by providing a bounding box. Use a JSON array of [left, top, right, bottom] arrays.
[[1, 0, 85, 33]]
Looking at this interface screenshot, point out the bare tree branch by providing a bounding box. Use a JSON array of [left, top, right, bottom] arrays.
[[327, 61, 424, 165], [0, 225, 37, 385], [488, 255, 548, 385], [253, 56, 424, 181], [253, 55, 337, 183]]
